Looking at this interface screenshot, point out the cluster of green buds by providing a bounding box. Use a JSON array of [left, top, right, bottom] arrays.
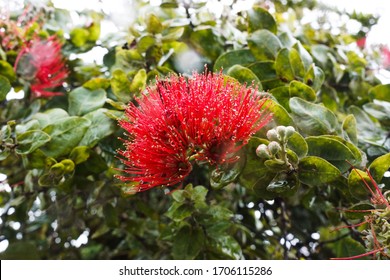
[[256, 126, 295, 162], [255, 126, 298, 193]]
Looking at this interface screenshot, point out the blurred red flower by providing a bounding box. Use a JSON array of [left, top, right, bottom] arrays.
[[14, 36, 68, 98], [118, 72, 271, 192]]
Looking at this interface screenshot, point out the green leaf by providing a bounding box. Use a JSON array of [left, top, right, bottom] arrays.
[[293, 41, 313, 71], [209, 235, 243, 260], [304, 64, 324, 92], [110, 69, 131, 103], [334, 237, 368, 259], [70, 27, 90, 47], [83, 78, 110, 90], [162, 27, 185, 42], [69, 146, 91, 165], [249, 61, 283, 90], [0, 75, 11, 101], [344, 203, 374, 220], [306, 136, 360, 172], [190, 28, 223, 61], [289, 48, 306, 78], [289, 80, 316, 102], [248, 30, 282, 61], [214, 49, 256, 73], [210, 158, 244, 189], [68, 87, 106, 116], [33, 108, 69, 127], [41, 116, 91, 158], [16, 130, 51, 155], [348, 168, 372, 200], [247, 6, 277, 33], [287, 131, 308, 158], [363, 100, 390, 123], [172, 226, 204, 260], [226, 65, 262, 89], [369, 153, 390, 183], [129, 69, 147, 94], [146, 14, 163, 34], [165, 203, 193, 222], [342, 114, 358, 145], [191, 185, 208, 203], [368, 84, 390, 101], [298, 156, 340, 185], [79, 109, 116, 147], [347, 105, 385, 146], [289, 97, 340, 136], [275, 48, 295, 81], [311, 44, 330, 68], [137, 35, 156, 53], [265, 99, 294, 128], [0, 60, 16, 82]]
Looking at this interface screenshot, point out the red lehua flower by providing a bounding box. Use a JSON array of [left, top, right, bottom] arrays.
[[118, 71, 271, 192], [14, 36, 68, 98]]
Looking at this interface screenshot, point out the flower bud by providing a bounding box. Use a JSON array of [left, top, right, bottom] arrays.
[[266, 129, 279, 141], [256, 144, 271, 159], [268, 141, 281, 156], [285, 126, 295, 139], [276, 126, 287, 140]]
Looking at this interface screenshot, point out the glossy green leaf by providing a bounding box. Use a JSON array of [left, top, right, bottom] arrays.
[[165, 203, 193, 222], [79, 109, 116, 147], [0, 60, 16, 82], [368, 84, 390, 101], [248, 30, 282, 61], [226, 65, 262, 89], [103, 204, 119, 228], [146, 14, 163, 34], [69, 146, 91, 165], [289, 48, 306, 78], [363, 100, 390, 123], [287, 131, 308, 158], [311, 44, 330, 68], [293, 41, 313, 71], [298, 156, 340, 185], [289, 80, 316, 101], [172, 226, 204, 259], [210, 157, 245, 189], [264, 99, 294, 128], [269, 86, 290, 109], [208, 235, 243, 260], [0, 75, 11, 101], [16, 130, 51, 155], [333, 237, 367, 260], [110, 69, 131, 103], [289, 97, 340, 136], [369, 153, 390, 183], [275, 48, 295, 81], [162, 27, 184, 42], [33, 108, 69, 127], [41, 116, 91, 158], [348, 168, 371, 200], [306, 136, 360, 171], [70, 27, 90, 47], [83, 78, 110, 90], [304, 64, 324, 92], [214, 49, 256, 73], [129, 69, 147, 94], [247, 6, 277, 33], [137, 35, 156, 53], [342, 114, 358, 145], [344, 203, 374, 220], [68, 87, 106, 116]]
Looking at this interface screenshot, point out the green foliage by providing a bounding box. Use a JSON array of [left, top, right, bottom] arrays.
[[1, 0, 389, 261]]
